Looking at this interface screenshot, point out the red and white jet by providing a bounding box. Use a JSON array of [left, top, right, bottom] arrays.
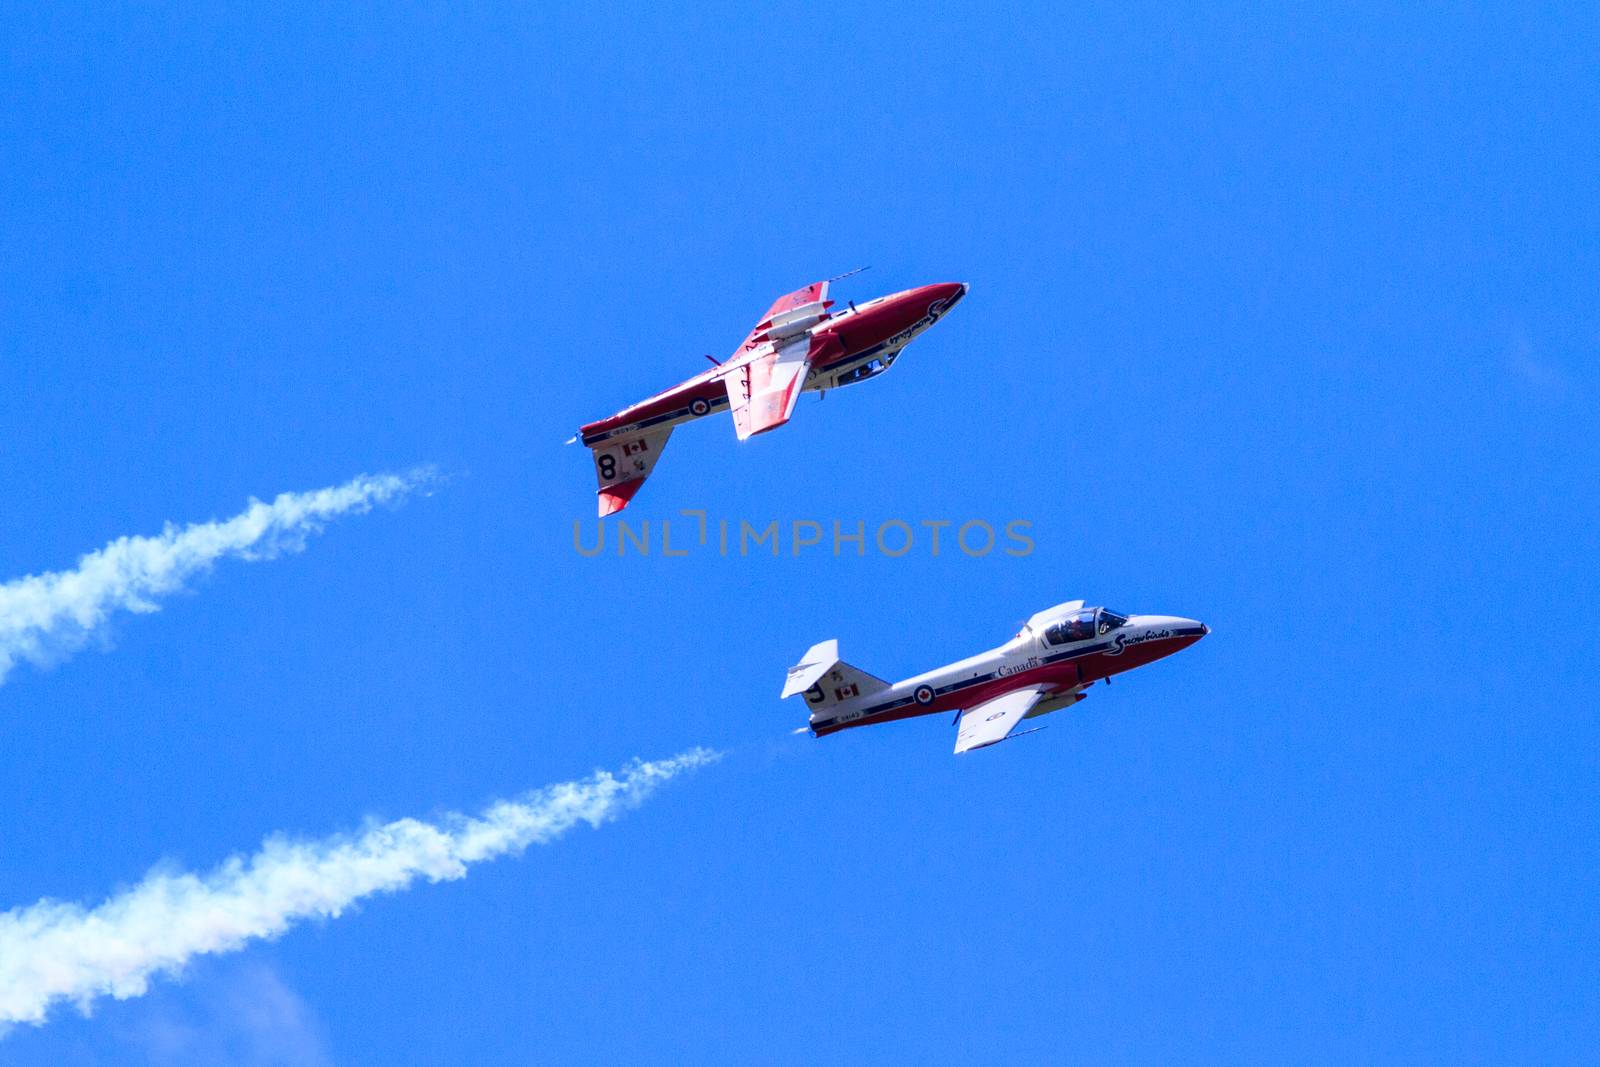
[[783, 602, 1209, 754], [575, 273, 968, 515]]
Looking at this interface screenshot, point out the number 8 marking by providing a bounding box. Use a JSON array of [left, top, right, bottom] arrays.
[[598, 454, 616, 480]]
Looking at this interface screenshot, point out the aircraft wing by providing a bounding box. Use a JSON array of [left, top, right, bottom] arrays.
[[954, 685, 1048, 754], [735, 279, 833, 353], [589, 427, 673, 517], [720, 274, 865, 439], [724, 336, 812, 440]]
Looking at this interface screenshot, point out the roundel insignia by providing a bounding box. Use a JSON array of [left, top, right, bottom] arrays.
[[689, 398, 711, 417], [914, 685, 936, 706]]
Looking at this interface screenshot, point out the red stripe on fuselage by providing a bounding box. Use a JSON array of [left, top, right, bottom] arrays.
[[580, 378, 723, 438]]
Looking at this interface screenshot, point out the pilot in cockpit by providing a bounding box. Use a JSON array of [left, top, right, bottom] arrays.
[[1043, 607, 1131, 646], [1098, 609, 1129, 635], [1044, 608, 1097, 645]]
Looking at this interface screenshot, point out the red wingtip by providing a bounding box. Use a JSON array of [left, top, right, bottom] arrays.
[[597, 479, 645, 517]]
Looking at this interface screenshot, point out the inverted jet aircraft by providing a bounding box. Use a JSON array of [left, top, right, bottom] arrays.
[[575, 273, 968, 516], [783, 602, 1209, 754]]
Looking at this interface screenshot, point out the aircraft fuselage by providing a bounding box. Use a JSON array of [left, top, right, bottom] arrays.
[[579, 282, 966, 449], [808, 612, 1208, 738]]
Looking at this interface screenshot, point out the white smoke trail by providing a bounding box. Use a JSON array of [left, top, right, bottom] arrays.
[[0, 748, 720, 1031], [0, 469, 433, 685]]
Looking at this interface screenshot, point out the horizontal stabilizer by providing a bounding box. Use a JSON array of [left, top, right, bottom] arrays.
[[782, 640, 839, 699], [782, 640, 889, 709]]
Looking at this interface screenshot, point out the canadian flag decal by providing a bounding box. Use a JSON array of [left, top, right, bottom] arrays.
[[622, 440, 649, 457], [834, 683, 860, 700]]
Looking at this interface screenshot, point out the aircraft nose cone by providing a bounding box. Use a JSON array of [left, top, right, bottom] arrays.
[[1172, 619, 1208, 657], [926, 282, 967, 317], [1132, 615, 1208, 645]]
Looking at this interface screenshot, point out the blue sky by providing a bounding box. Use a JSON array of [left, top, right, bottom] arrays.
[[2, 3, 1597, 1063]]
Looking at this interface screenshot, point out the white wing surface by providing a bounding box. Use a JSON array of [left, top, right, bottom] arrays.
[[954, 686, 1048, 754], [724, 337, 812, 440]]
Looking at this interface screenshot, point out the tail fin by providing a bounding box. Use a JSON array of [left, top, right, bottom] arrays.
[[782, 639, 890, 711], [585, 427, 673, 517]]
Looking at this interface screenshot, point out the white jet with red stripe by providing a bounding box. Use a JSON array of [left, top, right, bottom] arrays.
[[575, 270, 968, 516], [783, 601, 1209, 754]]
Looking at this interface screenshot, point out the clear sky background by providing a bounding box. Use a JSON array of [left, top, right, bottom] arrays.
[[2, 4, 1597, 1063]]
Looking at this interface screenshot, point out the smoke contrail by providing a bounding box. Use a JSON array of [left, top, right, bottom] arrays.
[[0, 748, 720, 1031], [0, 469, 433, 686]]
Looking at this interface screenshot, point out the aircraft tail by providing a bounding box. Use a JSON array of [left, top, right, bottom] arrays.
[[781, 639, 890, 712], [583, 427, 673, 517]]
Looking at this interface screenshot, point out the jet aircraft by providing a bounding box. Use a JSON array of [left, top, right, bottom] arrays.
[[783, 602, 1209, 754], [575, 272, 967, 515]]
